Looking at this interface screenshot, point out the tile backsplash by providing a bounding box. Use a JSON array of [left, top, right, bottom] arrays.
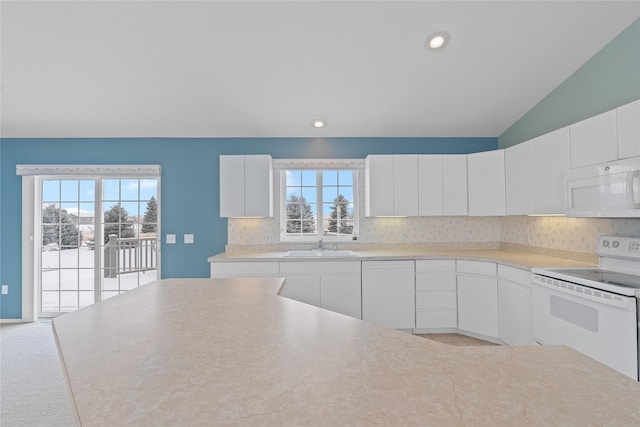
[[228, 215, 640, 255]]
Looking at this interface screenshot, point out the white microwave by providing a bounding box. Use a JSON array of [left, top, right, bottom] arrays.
[[565, 157, 640, 217]]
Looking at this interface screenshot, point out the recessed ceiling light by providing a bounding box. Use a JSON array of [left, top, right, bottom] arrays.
[[312, 119, 326, 128], [426, 31, 449, 50]]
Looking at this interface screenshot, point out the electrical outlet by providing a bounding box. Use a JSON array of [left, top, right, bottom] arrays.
[[1, 285, 8, 295], [166, 234, 176, 244], [184, 234, 194, 244]]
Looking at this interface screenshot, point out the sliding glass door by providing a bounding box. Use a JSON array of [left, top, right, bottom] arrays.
[[39, 177, 159, 316]]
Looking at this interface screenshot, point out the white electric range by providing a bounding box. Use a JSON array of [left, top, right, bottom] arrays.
[[532, 236, 640, 381]]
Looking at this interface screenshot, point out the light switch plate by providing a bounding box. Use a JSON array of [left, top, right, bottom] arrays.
[[184, 234, 194, 244], [1, 285, 8, 295], [166, 234, 176, 244]]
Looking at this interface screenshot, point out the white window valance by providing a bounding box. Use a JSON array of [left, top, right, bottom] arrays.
[[272, 159, 364, 169], [16, 164, 162, 176]]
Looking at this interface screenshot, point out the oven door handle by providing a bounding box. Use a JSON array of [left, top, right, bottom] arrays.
[[627, 170, 640, 208]]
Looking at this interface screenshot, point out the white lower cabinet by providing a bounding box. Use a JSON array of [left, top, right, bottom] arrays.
[[415, 260, 457, 329], [497, 265, 533, 345], [456, 261, 499, 340], [362, 261, 415, 329], [210, 261, 280, 278], [279, 261, 362, 319]]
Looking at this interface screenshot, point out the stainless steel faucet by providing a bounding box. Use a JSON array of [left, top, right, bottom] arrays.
[[317, 239, 323, 250]]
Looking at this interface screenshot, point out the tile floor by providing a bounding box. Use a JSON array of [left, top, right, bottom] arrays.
[[415, 333, 498, 346]]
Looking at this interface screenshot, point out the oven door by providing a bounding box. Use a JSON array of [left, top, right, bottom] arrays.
[[532, 278, 638, 380]]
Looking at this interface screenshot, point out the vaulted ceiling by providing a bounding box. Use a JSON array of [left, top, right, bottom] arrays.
[[1, 1, 639, 138]]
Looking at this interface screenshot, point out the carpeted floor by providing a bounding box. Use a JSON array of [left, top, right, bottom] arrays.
[[0, 321, 75, 427]]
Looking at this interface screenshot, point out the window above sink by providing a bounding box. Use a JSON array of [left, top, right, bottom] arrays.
[[275, 159, 364, 243]]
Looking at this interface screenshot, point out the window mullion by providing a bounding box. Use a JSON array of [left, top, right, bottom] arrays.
[[317, 170, 323, 239]]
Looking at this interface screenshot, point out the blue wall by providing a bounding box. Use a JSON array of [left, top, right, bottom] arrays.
[[0, 137, 496, 319], [499, 18, 640, 148]]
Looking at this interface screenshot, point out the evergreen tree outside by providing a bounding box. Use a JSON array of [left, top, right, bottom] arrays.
[[141, 196, 158, 233], [42, 205, 82, 248], [103, 203, 135, 244], [286, 194, 316, 234], [328, 194, 353, 235]]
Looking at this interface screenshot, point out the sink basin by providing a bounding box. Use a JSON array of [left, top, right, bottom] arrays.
[[284, 250, 356, 258], [320, 250, 357, 257], [285, 250, 321, 257]]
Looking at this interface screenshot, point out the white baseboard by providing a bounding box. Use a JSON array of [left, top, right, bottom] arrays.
[[0, 319, 25, 324]]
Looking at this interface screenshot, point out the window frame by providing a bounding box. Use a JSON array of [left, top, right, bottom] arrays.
[[275, 159, 364, 243]]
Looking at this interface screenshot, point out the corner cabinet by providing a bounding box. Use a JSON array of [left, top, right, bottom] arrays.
[[505, 141, 533, 215], [365, 155, 418, 217], [456, 261, 499, 340], [531, 127, 570, 215], [467, 150, 506, 216], [219, 155, 273, 217], [497, 265, 533, 345]]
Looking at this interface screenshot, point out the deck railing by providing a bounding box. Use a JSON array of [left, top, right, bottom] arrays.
[[104, 235, 158, 278]]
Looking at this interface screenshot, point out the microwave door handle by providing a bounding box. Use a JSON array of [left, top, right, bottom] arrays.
[[627, 170, 640, 208]]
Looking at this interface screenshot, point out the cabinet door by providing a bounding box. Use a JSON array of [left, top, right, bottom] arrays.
[[418, 155, 444, 216], [505, 141, 533, 215], [244, 155, 273, 217], [442, 155, 468, 215], [532, 127, 570, 215], [617, 99, 640, 160], [279, 275, 321, 307], [219, 155, 246, 217], [457, 275, 498, 338], [321, 274, 362, 319], [498, 279, 532, 345], [570, 110, 618, 168], [362, 261, 415, 329], [210, 261, 279, 278], [393, 155, 419, 216], [365, 155, 394, 216], [467, 150, 506, 216]]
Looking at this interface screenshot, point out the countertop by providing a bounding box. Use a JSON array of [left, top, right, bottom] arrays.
[[53, 278, 640, 426], [208, 248, 596, 270]]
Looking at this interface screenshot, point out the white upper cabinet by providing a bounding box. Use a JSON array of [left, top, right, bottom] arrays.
[[219, 154, 273, 217], [442, 155, 468, 216], [419, 155, 468, 216], [467, 150, 506, 216], [365, 155, 418, 216], [394, 155, 419, 216], [418, 155, 444, 216], [532, 127, 570, 215], [570, 110, 618, 168], [505, 141, 533, 215], [617, 99, 640, 160]]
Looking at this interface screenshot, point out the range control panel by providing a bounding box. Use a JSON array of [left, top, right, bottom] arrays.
[[597, 236, 640, 259]]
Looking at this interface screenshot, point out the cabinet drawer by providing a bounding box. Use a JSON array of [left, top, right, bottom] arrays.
[[416, 291, 457, 309], [456, 260, 496, 276], [416, 310, 457, 329], [211, 261, 279, 277], [497, 265, 531, 285], [279, 261, 360, 275], [415, 273, 456, 291], [415, 260, 456, 273]]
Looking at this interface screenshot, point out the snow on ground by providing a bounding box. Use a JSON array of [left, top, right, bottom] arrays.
[[41, 246, 157, 312]]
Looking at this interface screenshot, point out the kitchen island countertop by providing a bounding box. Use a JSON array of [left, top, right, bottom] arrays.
[[53, 277, 640, 426]]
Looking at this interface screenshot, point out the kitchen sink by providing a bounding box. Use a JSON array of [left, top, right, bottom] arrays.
[[284, 250, 356, 258]]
